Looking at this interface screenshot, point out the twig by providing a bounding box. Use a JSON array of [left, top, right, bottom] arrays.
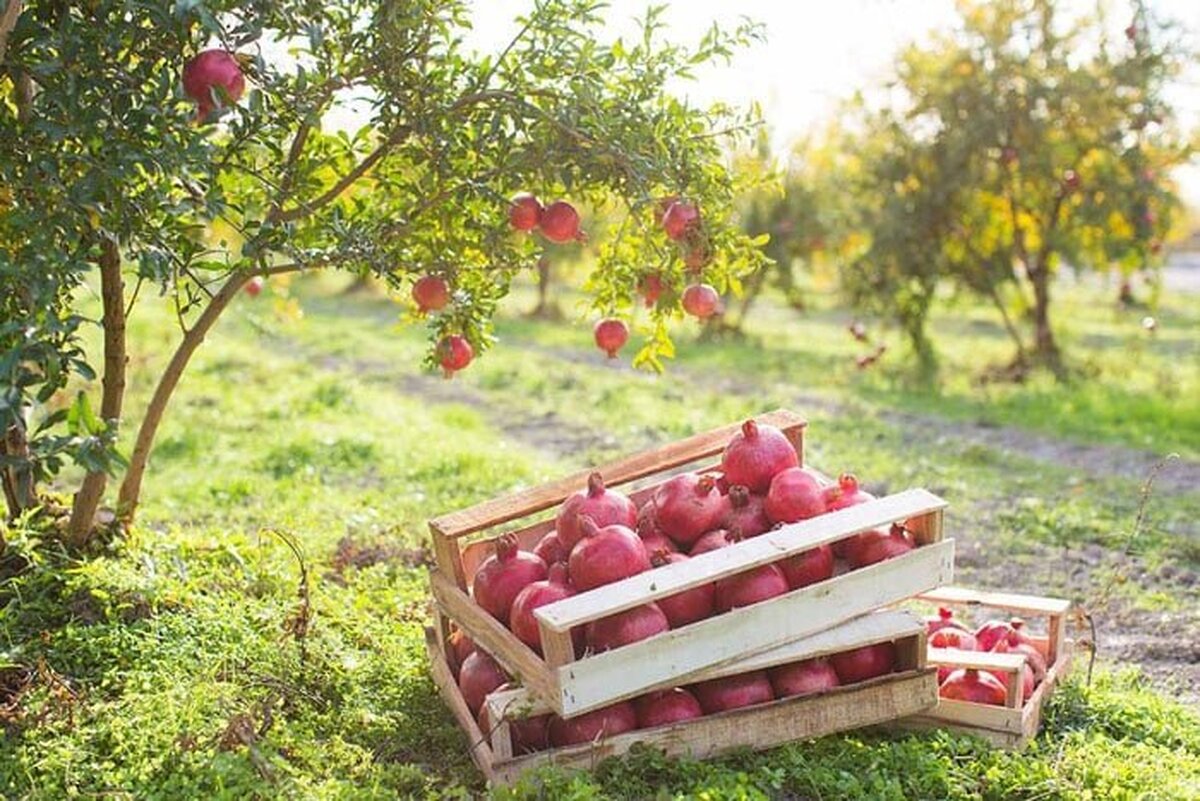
[[262, 528, 312, 665]]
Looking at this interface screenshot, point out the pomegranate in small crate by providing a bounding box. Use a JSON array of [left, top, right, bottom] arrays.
[[939, 668, 1007, 706], [721, 419, 799, 494], [690, 670, 775, 713], [548, 702, 638, 746], [510, 564, 578, 654], [652, 473, 726, 548], [720, 485, 772, 538], [568, 516, 651, 591], [765, 467, 826, 523], [634, 688, 704, 728], [585, 603, 670, 652], [459, 650, 508, 715], [769, 657, 840, 699], [649, 551, 715, 627], [778, 542, 835, 589]]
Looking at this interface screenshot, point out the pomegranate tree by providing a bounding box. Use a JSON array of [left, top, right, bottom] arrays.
[[764, 467, 826, 523], [690, 670, 774, 713], [471, 534, 547, 624], [651, 473, 726, 548], [769, 657, 840, 698], [649, 551, 715, 627], [556, 473, 637, 551], [721, 420, 799, 493], [593, 318, 630, 358], [548, 702, 638, 746], [567, 516, 651, 591], [633, 688, 704, 728], [637, 274, 666, 307]]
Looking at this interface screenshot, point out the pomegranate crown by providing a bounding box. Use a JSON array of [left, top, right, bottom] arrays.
[[726, 526, 745, 543], [838, 473, 859, 492], [1010, 617, 1026, 630], [494, 533, 518, 560], [938, 607, 954, 620], [586, 472, 606, 497], [696, 475, 717, 495], [649, 549, 673, 568], [740, 419, 759, 439], [728, 484, 751, 507], [547, 562, 571, 584]]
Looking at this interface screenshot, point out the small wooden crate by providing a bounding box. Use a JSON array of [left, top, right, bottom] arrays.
[[428, 610, 938, 787], [898, 586, 1074, 750], [428, 410, 954, 717]]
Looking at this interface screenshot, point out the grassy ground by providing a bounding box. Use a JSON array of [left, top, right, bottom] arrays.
[[1, 273, 1198, 798]]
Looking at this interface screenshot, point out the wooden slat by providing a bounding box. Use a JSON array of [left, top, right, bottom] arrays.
[[918, 586, 1072, 616], [537, 489, 948, 631], [927, 647, 1026, 674], [922, 697, 1023, 732], [429, 570, 559, 703], [430, 409, 807, 538], [547, 540, 954, 716], [431, 521, 469, 590], [490, 611, 925, 719], [424, 628, 499, 782]]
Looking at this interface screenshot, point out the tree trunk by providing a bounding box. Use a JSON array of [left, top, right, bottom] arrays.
[[116, 271, 251, 524], [731, 266, 768, 331], [2, 414, 36, 517], [985, 283, 1028, 365], [1027, 260, 1064, 377], [66, 238, 127, 545], [526, 256, 561, 319]]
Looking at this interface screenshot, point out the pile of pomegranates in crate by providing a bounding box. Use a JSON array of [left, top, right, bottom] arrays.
[[925, 608, 1049, 706], [447, 622, 907, 752], [469, 419, 923, 659]]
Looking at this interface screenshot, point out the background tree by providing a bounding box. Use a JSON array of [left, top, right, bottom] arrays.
[[0, 1, 767, 543]]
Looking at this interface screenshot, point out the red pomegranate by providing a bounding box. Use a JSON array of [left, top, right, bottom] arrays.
[[509, 193, 543, 232], [532, 532, 567, 566], [846, 524, 914, 569], [765, 468, 826, 524], [681, 284, 720, 319], [567, 516, 651, 591], [510, 563, 578, 654], [929, 627, 978, 651], [555, 472, 637, 551], [182, 49, 245, 116], [688, 528, 736, 556], [243, 276, 264, 297], [990, 640, 1037, 701], [458, 650, 508, 715], [585, 603, 670, 652], [652, 473, 726, 548], [637, 505, 679, 555], [540, 200, 583, 243], [593, 318, 629, 358], [939, 668, 1007, 706], [721, 485, 772, 538], [975, 617, 1038, 652], [721, 420, 799, 493], [822, 473, 874, 513], [446, 628, 476, 679], [436, 334, 473, 377], [471, 534, 548, 624], [830, 641, 896, 685], [633, 688, 704, 728], [638, 274, 665, 307], [662, 201, 700, 241], [690, 671, 774, 714], [924, 607, 969, 637], [714, 561, 789, 613], [548, 702, 638, 746], [769, 657, 841, 698], [992, 630, 1047, 683], [649, 551, 715, 627], [412, 275, 451, 312], [778, 543, 835, 589], [1010, 618, 1050, 660]]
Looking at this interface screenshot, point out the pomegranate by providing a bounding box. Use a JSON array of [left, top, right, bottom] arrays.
[[243, 276, 264, 297], [846, 523, 914, 569], [436, 334, 473, 377], [634, 688, 704, 728], [471, 534, 548, 624], [652, 473, 726, 548], [688, 528, 736, 556], [714, 561, 789, 613], [765, 468, 826, 524], [593, 318, 629, 358], [1011, 618, 1050, 660], [992, 630, 1047, 683], [637, 505, 679, 555], [182, 49, 245, 116], [638, 274, 665, 307], [510, 563, 577, 654], [990, 640, 1037, 701], [662, 201, 700, 240], [446, 628, 476, 679], [649, 551, 715, 627], [509, 193, 543, 232], [721, 485, 772, 538], [567, 516, 650, 591], [555, 472, 637, 551], [939, 668, 1007, 706], [975, 618, 1034, 652], [540, 200, 583, 243], [681, 284, 720, 319], [548, 702, 638, 746], [769, 658, 841, 699], [690, 671, 774, 714], [458, 650, 508, 715], [585, 603, 670, 653], [822, 473, 874, 513], [721, 420, 799, 494], [830, 641, 896, 685], [778, 543, 834, 589], [924, 606, 970, 637], [412, 275, 451, 312], [511, 713, 551, 753], [532, 532, 567, 566], [929, 627, 978, 651]]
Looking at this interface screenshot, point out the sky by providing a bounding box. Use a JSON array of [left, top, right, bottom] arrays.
[[462, 0, 1200, 207]]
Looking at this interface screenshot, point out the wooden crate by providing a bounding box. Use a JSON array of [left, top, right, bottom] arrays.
[[428, 610, 939, 787], [897, 586, 1074, 750], [428, 410, 954, 717]]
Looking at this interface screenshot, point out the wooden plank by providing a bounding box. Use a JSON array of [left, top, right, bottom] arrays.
[[430, 521, 469, 590], [430, 409, 807, 538], [924, 697, 1023, 732], [491, 612, 926, 719], [918, 586, 1072, 616], [537, 489, 948, 632], [429, 570, 559, 704], [927, 648, 1026, 674], [424, 628, 499, 783], [548, 540, 954, 716]]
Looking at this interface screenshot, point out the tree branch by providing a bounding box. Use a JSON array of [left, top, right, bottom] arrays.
[[0, 0, 20, 66]]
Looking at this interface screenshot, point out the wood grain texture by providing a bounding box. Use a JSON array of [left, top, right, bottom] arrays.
[[917, 586, 1072, 616]]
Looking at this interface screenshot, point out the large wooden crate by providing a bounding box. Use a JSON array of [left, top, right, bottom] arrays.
[[898, 586, 1074, 750], [428, 610, 938, 787], [428, 410, 954, 717]]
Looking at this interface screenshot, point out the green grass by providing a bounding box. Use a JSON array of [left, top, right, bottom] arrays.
[[1, 275, 1198, 799]]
